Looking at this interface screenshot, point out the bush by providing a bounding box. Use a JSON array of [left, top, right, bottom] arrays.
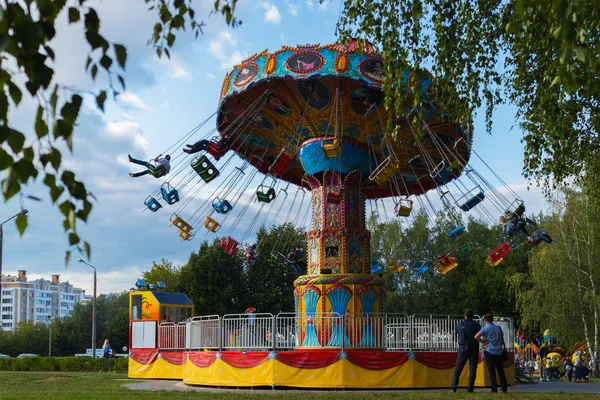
[[0, 356, 128, 373]]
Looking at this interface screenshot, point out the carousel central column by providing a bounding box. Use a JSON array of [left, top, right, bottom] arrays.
[[293, 138, 385, 349]]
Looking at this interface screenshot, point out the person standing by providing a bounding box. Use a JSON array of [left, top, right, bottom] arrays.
[[475, 313, 508, 393], [451, 309, 482, 392]]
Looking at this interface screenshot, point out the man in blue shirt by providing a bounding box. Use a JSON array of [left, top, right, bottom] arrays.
[[475, 312, 508, 393], [451, 309, 481, 392]]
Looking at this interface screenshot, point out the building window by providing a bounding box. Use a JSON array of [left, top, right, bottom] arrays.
[[1, 299, 11, 304], [1, 291, 10, 296], [1, 307, 12, 312], [2, 323, 12, 328]]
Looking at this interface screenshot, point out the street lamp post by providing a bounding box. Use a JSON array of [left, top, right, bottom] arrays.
[[0, 209, 29, 309], [76, 258, 97, 359]]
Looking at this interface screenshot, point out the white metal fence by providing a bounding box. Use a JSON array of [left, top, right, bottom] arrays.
[[155, 313, 514, 352]]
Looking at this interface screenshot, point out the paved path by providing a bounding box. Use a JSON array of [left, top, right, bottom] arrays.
[[124, 379, 600, 394]]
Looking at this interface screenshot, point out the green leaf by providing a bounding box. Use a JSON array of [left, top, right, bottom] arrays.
[[91, 64, 98, 80], [117, 75, 126, 90], [68, 7, 80, 23], [1, 167, 20, 200], [65, 250, 71, 266], [96, 91, 107, 111], [7, 82, 22, 106], [35, 106, 49, 138], [6, 130, 25, 153], [68, 232, 80, 245], [84, 241, 91, 260], [15, 214, 27, 236], [50, 85, 58, 114], [0, 147, 12, 170], [60, 95, 83, 123], [84, 8, 100, 32], [113, 44, 127, 69], [99, 54, 112, 70]]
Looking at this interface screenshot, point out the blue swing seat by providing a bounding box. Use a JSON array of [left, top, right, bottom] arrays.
[[212, 199, 233, 214], [411, 261, 429, 274], [160, 186, 180, 205], [144, 197, 162, 212], [459, 191, 485, 211], [448, 225, 465, 238], [370, 259, 383, 274]]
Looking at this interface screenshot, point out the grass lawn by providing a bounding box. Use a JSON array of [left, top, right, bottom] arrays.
[[0, 371, 598, 400]]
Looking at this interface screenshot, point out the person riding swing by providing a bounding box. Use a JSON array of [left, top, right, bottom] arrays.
[[128, 154, 171, 178]]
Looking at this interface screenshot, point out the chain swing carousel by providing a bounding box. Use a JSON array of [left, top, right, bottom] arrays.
[[127, 41, 517, 389]]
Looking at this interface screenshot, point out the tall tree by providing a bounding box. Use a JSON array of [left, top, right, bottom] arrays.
[[0, 0, 240, 260], [245, 224, 306, 313], [508, 188, 600, 376], [179, 239, 246, 315], [336, 0, 600, 194], [143, 258, 183, 293]]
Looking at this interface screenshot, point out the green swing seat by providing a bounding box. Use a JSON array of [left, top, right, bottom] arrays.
[[191, 155, 220, 183]]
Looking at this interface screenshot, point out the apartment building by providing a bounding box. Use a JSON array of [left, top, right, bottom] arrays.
[[1, 270, 84, 331]]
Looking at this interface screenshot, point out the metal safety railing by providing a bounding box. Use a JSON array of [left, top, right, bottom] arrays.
[[158, 322, 186, 350], [156, 313, 515, 352]]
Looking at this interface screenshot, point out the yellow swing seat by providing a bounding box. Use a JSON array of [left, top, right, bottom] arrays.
[[170, 215, 192, 233], [395, 199, 413, 217], [485, 256, 503, 267], [322, 138, 342, 159], [369, 157, 399, 186], [203, 216, 220, 232], [389, 260, 405, 273]]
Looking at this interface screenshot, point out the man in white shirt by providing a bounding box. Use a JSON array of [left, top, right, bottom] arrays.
[[128, 154, 171, 178]]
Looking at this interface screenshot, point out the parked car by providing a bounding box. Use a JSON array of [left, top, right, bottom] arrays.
[[17, 354, 38, 358], [0, 354, 10, 358]]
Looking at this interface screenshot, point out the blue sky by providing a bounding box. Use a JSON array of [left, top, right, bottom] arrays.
[[2, 0, 544, 295]]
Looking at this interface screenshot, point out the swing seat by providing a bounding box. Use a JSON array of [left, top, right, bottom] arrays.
[[245, 247, 258, 261], [203, 216, 220, 232], [369, 157, 399, 186], [178, 229, 192, 241], [395, 199, 413, 217], [436, 261, 458, 274], [487, 242, 511, 266], [326, 190, 342, 204], [161, 185, 180, 205], [170, 215, 192, 233], [436, 254, 457, 267], [148, 163, 167, 178], [457, 188, 485, 211], [458, 243, 473, 255], [322, 138, 342, 159], [389, 260, 405, 273], [212, 199, 232, 214], [191, 155, 220, 183], [411, 261, 429, 274], [269, 151, 296, 177], [485, 255, 503, 267], [430, 160, 451, 182], [447, 225, 465, 238], [219, 237, 239, 256], [257, 186, 276, 203], [144, 197, 162, 212], [206, 140, 228, 160], [371, 259, 383, 274]]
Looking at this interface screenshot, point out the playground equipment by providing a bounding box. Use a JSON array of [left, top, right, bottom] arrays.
[[127, 41, 522, 389]]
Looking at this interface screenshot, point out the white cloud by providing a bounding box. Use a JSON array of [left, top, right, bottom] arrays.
[[205, 72, 215, 80], [261, 2, 282, 23], [118, 92, 150, 111], [105, 121, 150, 153], [305, 0, 327, 11], [155, 56, 193, 81], [280, 33, 285, 43], [287, 2, 300, 16], [208, 32, 249, 69]]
